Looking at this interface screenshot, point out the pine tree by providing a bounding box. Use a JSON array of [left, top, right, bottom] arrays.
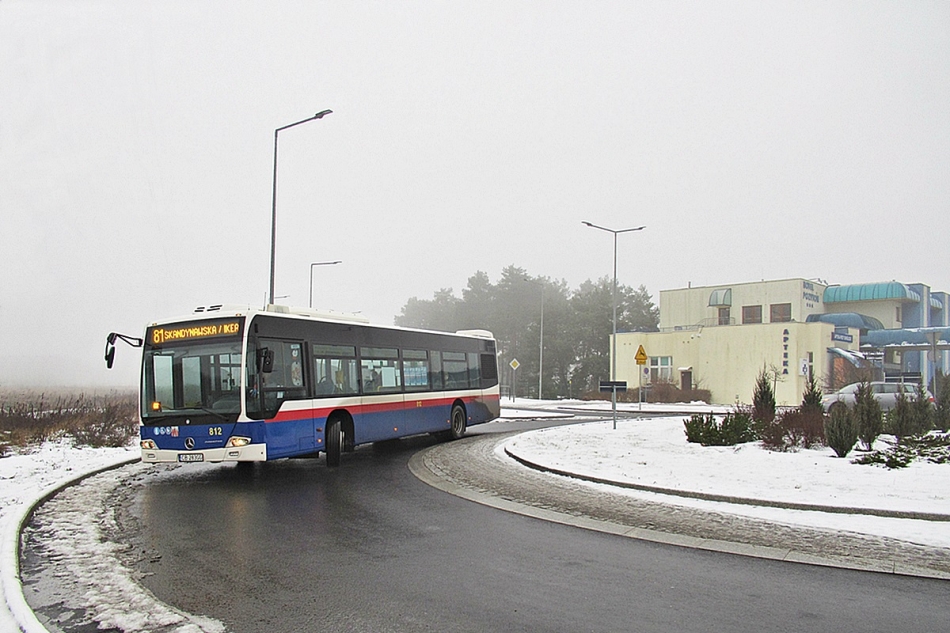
[[854, 380, 883, 450], [911, 380, 934, 435], [887, 388, 913, 439], [824, 403, 857, 458], [752, 369, 776, 424], [936, 371, 950, 432], [801, 373, 823, 414]]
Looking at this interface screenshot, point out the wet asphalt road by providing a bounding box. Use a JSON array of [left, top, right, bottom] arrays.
[[19, 411, 950, 632], [100, 416, 950, 633]]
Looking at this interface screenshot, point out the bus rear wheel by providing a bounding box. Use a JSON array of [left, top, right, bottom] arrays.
[[449, 404, 467, 440], [326, 417, 343, 467]]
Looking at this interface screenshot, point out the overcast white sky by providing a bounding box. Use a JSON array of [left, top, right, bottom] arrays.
[[2, 1, 948, 388]]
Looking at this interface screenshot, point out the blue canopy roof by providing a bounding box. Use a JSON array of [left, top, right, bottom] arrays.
[[805, 312, 884, 330], [862, 327, 950, 350], [824, 282, 921, 304]]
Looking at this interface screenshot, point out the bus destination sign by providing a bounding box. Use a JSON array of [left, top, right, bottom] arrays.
[[148, 319, 243, 345]]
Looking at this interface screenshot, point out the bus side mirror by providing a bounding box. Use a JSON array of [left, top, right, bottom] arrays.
[[103, 332, 142, 369], [104, 332, 118, 369], [258, 348, 274, 373]]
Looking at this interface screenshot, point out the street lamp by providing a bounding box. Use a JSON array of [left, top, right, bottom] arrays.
[[309, 260, 342, 308], [268, 109, 333, 306], [582, 220, 645, 429], [524, 277, 545, 400]]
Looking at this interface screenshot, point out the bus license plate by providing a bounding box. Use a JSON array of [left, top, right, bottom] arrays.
[[178, 453, 204, 462]]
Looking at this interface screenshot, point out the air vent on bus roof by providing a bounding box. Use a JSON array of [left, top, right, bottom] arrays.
[[264, 304, 370, 323], [456, 329, 494, 339], [194, 304, 252, 314]]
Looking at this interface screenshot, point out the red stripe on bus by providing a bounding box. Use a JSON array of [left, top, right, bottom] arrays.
[[266, 395, 486, 423]]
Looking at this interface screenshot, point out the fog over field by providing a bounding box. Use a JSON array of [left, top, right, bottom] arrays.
[[2, 2, 948, 388]]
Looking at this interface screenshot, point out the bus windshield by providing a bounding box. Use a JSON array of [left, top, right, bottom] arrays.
[[141, 318, 246, 424]]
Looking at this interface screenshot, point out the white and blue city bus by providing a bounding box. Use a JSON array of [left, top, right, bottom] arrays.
[[109, 304, 500, 467]]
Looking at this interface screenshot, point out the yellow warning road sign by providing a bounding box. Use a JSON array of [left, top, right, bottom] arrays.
[[635, 345, 648, 365]]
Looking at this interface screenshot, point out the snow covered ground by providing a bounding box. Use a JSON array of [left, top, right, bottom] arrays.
[[3, 400, 949, 632], [504, 399, 950, 550], [1, 441, 140, 633]]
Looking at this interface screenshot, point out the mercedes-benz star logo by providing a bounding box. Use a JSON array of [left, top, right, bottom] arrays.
[[185, 437, 195, 450]]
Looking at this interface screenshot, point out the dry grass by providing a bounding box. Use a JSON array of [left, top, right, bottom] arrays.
[[0, 388, 138, 456]]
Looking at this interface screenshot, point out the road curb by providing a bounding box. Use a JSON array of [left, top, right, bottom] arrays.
[[503, 445, 950, 522], [3, 455, 140, 633], [408, 441, 950, 581]]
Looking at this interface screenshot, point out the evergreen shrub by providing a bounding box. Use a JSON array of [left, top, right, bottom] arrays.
[[885, 389, 914, 439], [853, 381, 883, 450], [751, 369, 776, 431], [936, 372, 950, 432], [758, 378, 827, 452], [684, 410, 755, 446], [824, 404, 857, 458], [801, 374, 823, 414], [911, 380, 934, 435]]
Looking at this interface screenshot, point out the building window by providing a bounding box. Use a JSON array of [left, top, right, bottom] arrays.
[[742, 305, 762, 324], [770, 303, 792, 323], [896, 306, 902, 323], [718, 307, 731, 325], [649, 356, 672, 383]]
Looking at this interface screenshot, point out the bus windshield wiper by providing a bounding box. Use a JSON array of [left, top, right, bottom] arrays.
[[189, 407, 229, 422]]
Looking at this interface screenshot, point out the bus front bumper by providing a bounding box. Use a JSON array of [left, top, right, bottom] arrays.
[[140, 443, 267, 464]]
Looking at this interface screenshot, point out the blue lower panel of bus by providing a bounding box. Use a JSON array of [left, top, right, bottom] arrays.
[[263, 393, 498, 459], [143, 393, 498, 461], [260, 416, 317, 458]]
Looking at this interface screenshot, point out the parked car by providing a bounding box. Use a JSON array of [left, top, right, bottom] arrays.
[[822, 381, 934, 412]]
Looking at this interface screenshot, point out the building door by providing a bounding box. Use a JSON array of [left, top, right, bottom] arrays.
[[680, 370, 692, 392]]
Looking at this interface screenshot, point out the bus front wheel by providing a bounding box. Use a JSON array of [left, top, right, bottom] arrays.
[[326, 417, 343, 467]]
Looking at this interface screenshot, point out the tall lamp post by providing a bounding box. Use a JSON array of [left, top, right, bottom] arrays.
[[268, 109, 333, 306], [582, 221, 645, 429], [309, 260, 342, 308], [524, 277, 545, 400]]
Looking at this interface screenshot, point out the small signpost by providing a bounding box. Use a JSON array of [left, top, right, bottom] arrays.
[[509, 358, 520, 401], [599, 380, 627, 429], [635, 345, 647, 411]]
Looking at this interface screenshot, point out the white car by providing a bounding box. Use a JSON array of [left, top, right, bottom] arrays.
[[822, 381, 933, 412]]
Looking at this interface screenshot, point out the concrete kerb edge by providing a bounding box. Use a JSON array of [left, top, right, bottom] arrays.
[[407, 444, 950, 581], [2, 455, 141, 633], [503, 444, 950, 523]]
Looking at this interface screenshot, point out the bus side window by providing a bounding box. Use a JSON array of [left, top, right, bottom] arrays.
[[360, 347, 401, 393], [430, 351, 443, 390], [312, 344, 359, 397], [265, 342, 305, 389], [403, 349, 430, 392], [259, 340, 307, 417], [480, 353, 498, 386], [467, 353, 479, 387], [443, 352, 468, 389]]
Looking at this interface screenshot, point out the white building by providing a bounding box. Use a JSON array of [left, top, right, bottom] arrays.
[[613, 278, 949, 406]]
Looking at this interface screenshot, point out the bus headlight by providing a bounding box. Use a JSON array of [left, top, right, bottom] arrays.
[[141, 439, 157, 450], [226, 436, 251, 448]]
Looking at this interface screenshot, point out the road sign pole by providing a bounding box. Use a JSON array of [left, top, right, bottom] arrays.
[[598, 381, 627, 430], [509, 359, 521, 402], [635, 344, 648, 413], [612, 386, 618, 430]]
